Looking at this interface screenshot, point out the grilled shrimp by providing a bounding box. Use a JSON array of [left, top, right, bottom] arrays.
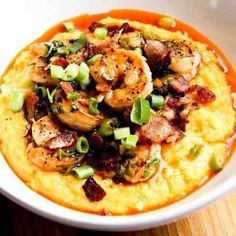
[[28, 146, 78, 171], [51, 90, 102, 131], [123, 144, 161, 183], [32, 116, 61, 146], [89, 49, 153, 109]]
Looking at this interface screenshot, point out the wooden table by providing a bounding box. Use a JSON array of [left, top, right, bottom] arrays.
[[1, 191, 236, 236]]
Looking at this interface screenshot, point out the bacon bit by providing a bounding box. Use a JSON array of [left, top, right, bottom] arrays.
[[96, 82, 112, 92], [89, 133, 104, 149], [188, 85, 216, 104], [107, 25, 120, 36], [166, 96, 179, 110], [119, 22, 134, 33], [84, 42, 102, 59], [25, 92, 39, 121], [52, 58, 69, 69], [138, 114, 183, 144], [88, 22, 106, 33], [60, 81, 74, 95], [82, 177, 106, 202], [170, 76, 189, 93], [44, 131, 76, 149], [153, 79, 163, 88]]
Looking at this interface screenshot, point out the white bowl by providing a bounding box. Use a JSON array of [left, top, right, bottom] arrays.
[[0, 0, 235, 231]]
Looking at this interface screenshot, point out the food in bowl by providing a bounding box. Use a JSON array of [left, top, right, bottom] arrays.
[[0, 9, 235, 215]]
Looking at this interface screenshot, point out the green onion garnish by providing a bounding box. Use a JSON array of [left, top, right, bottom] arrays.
[[87, 54, 102, 66], [46, 87, 58, 104], [94, 27, 108, 40], [35, 86, 47, 98], [121, 134, 138, 149], [130, 98, 151, 125], [62, 63, 80, 81], [69, 34, 87, 53], [77, 62, 90, 90], [150, 95, 164, 109], [63, 21, 75, 32], [189, 144, 202, 159], [114, 127, 130, 140], [9, 90, 24, 112], [72, 165, 94, 179], [209, 154, 226, 172], [143, 31, 154, 40], [76, 136, 89, 153], [58, 149, 68, 160], [50, 64, 64, 79], [98, 118, 119, 137], [88, 97, 99, 115], [57, 46, 69, 56], [66, 92, 80, 100], [134, 48, 142, 56]]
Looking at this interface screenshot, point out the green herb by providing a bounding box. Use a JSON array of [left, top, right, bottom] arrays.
[[56, 46, 69, 56], [44, 40, 65, 58], [98, 118, 119, 137], [87, 54, 102, 66], [143, 31, 154, 40], [134, 47, 142, 56], [58, 149, 68, 160], [150, 94, 164, 109], [9, 90, 24, 112], [46, 87, 58, 104], [76, 136, 89, 153], [35, 86, 47, 98], [76, 62, 90, 90], [88, 97, 99, 115], [62, 63, 80, 81], [130, 98, 151, 125], [94, 27, 108, 40], [66, 92, 80, 100], [121, 135, 138, 149], [63, 21, 75, 32], [50, 64, 64, 79], [69, 34, 87, 53], [72, 165, 94, 179], [189, 144, 202, 159], [209, 154, 226, 172], [114, 127, 130, 140]]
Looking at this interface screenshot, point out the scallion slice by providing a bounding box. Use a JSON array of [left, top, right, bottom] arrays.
[[98, 118, 119, 137], [35, 86, 47, 98], [143, 31, 154, 40], [134, 48, 142, 56], [57, 46, 69, 56], [87, 54, 102, 66], [62, 63, 80, 81], [88, 97, 99, 115], [63, 21, 75, 32], [150, 95, 164, 109], [50, 64, 64, 79], [66, 92, 80, 100], [94, 27, 108, 40], [46, 87, 58, 104], [73, 165, 94, 179], [9, 90, 24, 112], [189, 144, 202, 159], [121, 134, 138, 149], [209, 154, 226, 172], [77, 62, 90, 90], [76, 136, 89, 153], [130, 98, 151, 125], [69, 34, 87, 53], [114, 127, 130, 140]]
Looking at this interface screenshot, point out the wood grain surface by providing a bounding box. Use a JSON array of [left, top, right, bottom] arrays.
[[1, 190, 236, 236]]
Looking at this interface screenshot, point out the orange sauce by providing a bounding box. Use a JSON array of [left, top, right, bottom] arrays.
[[2, 9, 236, 215]]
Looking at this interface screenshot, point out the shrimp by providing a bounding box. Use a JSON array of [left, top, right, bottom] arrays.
[[28, 146, 78, 171], [123, 144, 161, 183], [89, 49, 153, 109], [51, 90, 102, 131]]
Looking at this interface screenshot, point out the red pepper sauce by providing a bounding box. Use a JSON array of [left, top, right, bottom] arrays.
[[2, 9, 236, 215]]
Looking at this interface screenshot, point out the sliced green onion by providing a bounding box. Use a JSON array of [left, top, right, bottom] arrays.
[[143, 31, 154, 40], [150, 95, 164, 109], [69, 34, 87, 53], [87, 54, 102, 66], [189, 144, 202, 159], [158, 16, 176, 29], [119, 38, 130, 49], [58, 149, 68, 160], [62, 63, 80, 81], [121, 135, 138, 149], [9, 90, 24, 112], [114, 127, 130, 140], [88, 97, 99, 115], [66, 92, 80, 100], [46, 87, 58, 104], [35, 86, 47, 98], [130, 98, 151, 125], [134, 48, 142, 56], [73, 165, 94, 179], [63, 21, 74, 32], [94, 27, 108, 40], [57, 46, 69, 56], [77, 62, 90, 90], [50, 64, 64, 79], [209, 154, 226, 172], [98, 118, 119, 137], [76, 136, 89, 153]]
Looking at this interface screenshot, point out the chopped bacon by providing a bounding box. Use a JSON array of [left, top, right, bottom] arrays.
[[119, 22, 134, 33], [138, 114, 184, 144], [170, 76, 189, 93], [144, 40, 171, 77], [188, 85, 216, 103], [25, 92, 39, 121], [52, 58, 69, 69], [44, 131, 77, 149], [88, 22, 106, 33], [107, 25, 120, 36], [89, 133, 104, 149], [96, 82, 112, 92], [60, 81, 74, 95], [82, 177, 106, 202], [84, 42, 102, 59]]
